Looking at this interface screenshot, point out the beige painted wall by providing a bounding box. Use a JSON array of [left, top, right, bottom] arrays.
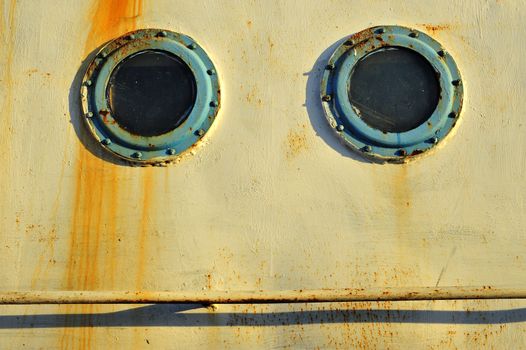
[[0, 0, 525, 348]]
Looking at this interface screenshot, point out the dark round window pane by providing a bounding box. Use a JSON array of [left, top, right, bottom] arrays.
[[348, 47, 440, 133], [107, 50, 197, 137]]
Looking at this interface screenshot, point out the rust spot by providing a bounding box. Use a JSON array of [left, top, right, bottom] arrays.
[[99, 109, 116, 124], [245, 85, 262, 106], [246, 20, 252, 28], [349, 28, 375, 44], [410, 149, 424, 156], [285, 125, 309, 160], [420, 24, 451, 36], [267, 36, 275, 53], [206, 274, 212, 289]]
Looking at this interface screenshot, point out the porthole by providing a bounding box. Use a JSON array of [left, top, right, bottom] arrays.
[[81, 29, 220, 163], [321, 26, 463, 163]]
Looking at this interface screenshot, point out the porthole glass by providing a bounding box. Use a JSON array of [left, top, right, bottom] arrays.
[[107, 50, 197, 137], [81, 29, 220, 164], [321, 26, 463, 163], [348, 47, 440, 133]]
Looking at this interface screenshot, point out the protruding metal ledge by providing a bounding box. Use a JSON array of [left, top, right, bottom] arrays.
[[0, 287, 525, 305]]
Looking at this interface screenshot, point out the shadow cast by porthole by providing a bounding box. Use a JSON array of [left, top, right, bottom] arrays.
[[304, 38, 372, 164], [1, 305, 526, 328], [68, 44, 130, 167]]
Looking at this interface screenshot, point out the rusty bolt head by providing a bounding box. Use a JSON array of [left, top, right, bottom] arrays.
[[207, 69, 216, 75], [363, 145, 372, 153], [188, 43, 197, 50], [452, 79, 462, 86], [375, 28, 385, 34], [158, 31, 167, 37], [85, 80, 92, 86], [326, 64, 335, 71], [166, 148, 176, 155], [131, 152, 142, 159], [101, 138, 111, 145], [128, 34, 136, 40], [210, 101, 218, 107], [322, 95, 332, 102], [438, 50, 446, 57], [430, 136, 438, 144], [196, 129, 205, 137], [336, 125, 344, 132], [397, 149, 407, 156], [86, 112, 93, 118], [409, 31, 418, 38], [448, 111, 457, 118]]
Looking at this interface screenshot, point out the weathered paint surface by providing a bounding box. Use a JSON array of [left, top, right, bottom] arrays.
[[0, 0, 526, 348]]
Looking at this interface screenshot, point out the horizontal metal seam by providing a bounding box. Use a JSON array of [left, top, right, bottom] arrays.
[[0, 287, 525, 305]]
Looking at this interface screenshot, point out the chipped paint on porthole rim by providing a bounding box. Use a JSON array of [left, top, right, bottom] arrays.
[[80, 28, 220, 164], [321, 25, 463, 163]]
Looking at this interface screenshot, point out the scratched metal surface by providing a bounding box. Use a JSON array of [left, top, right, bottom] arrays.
[[0, 0, 525, 348]]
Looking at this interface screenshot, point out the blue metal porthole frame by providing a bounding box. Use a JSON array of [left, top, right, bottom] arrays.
[[80, 28, 220, 164], [321, 25, 463, 163]]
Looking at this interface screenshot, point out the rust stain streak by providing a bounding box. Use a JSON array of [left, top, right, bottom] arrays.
[[391, 165, 413, 284], [30, 146, 69, 288], [66, 0, 143, 291], [136, 168, 154, 289], [106, 168, 119, 287], [0, 0, 17, 169], [84, 0, 143, 53], [61, 1, 142, 348], [392, 165, 411, 234]]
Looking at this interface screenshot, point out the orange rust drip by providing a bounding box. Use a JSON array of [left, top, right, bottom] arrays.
[[0, 0, 17, 164], [391, 166, 413, 283], [135, 168, 154, 289], [62, 1, 142, 347], [391, 165, 411, 236], [66, 150, 120, 291], [66, 0, 143, 291], [30, 149, 68, 288], [84, 0, 143, 53]]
